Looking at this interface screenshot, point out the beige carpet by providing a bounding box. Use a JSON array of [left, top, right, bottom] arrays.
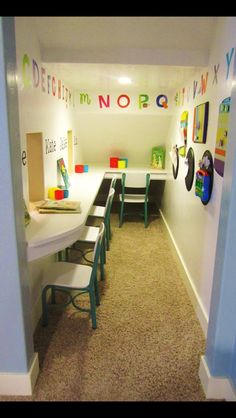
[[0, 212, 206, 401]]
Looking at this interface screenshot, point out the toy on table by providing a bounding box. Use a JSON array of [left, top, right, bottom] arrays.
[[48, 187, 64, 200], [57, 158, 70, 188], [151, 146, 165, 169], [110, 157, 128, 168], [58, 186, 69, 198], [75, 164, 89, 173]]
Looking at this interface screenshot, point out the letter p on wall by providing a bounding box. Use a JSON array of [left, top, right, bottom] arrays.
[[139, 94, 149, 109]]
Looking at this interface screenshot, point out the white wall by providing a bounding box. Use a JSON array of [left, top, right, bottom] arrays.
[[75, 89, 174, 166], [77, 113, 171, 165], [15, 18, 83, 203], [161, 17, 236, 332], [14, 17, 84, 329]]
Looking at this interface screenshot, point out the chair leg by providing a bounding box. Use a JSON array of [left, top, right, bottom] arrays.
[[100, 246, 105, 281], [105, 221, 110, 251], [119, 201, 124, 227], [108, 219, 112, 241], [89, 289, 97, 329], [51, 287, 56, 304], [103, 233, 107, 263], [58, 250, 64, 261], [144, 202, 148, 228], [42, 287, 49, 326], [94, 275, 100, 306], [65, 247, 70, 261]]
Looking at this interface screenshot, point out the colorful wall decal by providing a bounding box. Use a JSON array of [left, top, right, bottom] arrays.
[[139, 94, 149, 109], [80, 93, 92, 104], [156, 94, 168, 108], [180, 111, 188, 144], [213, 64, 220, 85], [169, 144, 179, 179], [185, 147, 195, 191], [179, 110, 188, 157], [226, 47, 234, 79], [195, 150, 214, 205], [22, 53, 74, 108], [214, 97, 231, 177], [192, 101, 209, 143]]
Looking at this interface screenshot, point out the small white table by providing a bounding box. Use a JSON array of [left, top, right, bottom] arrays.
[[104, 165, 169, 180], [26, 166, 169, 261], [26, 169, 105, 261]]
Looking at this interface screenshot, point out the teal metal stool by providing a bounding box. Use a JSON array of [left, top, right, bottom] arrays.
[[119, 172, 150, 228], [41, 223, 105, 329], [88, 176, 117, 248]]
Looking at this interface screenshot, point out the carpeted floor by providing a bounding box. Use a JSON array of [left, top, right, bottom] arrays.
[[0, 211, 207, 401]]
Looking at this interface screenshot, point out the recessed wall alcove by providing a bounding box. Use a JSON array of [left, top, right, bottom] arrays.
[[26, 132, 45, 202]]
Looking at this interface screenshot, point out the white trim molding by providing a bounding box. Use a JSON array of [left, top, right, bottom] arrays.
[[160, 209, 208, 336], [199, 355, 236, 401], [0, 352, 39, 396]]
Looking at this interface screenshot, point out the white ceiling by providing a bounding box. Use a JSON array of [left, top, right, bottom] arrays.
[[31, 16, 217, 53], [45, 62, 200, 92], [18, 16, 218, 91]]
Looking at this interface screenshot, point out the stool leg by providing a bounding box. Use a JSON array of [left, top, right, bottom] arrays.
[[119, 201, 124, 227], [144, 202, 148, 228], [51, 287, 56, 304], [42, 287, 49, 326]]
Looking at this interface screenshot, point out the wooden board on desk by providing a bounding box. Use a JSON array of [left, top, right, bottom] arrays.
[[35, 199, 81, 213]]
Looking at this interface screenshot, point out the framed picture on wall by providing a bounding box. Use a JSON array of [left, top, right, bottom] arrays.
[[192, 101, 209, 143]]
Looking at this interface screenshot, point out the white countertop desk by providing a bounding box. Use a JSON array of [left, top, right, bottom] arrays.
[[26, 166, 169, 262]]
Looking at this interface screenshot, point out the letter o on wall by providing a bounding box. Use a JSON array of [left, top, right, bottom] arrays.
[[117, 94, 130, 108]]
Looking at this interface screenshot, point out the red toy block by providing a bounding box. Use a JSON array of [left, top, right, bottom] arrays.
[[75, 164, 84, 173], [110, 157, 119, 168], [54, 189, 64, 200]]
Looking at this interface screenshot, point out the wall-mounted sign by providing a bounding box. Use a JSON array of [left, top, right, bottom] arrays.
[[192, 101, 209, 143], [195, 150, 213, 205], [214, 97, 231, 177]]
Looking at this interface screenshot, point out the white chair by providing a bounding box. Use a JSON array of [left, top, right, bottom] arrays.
[[41, 223, 105, 329], [119, 172, 150, 228], [88, 176, 117, 248]]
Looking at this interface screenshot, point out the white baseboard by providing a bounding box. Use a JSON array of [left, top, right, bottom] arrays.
[[160, 209, 208, 337], [0, 352, 39, 396], [199, 355, 236, 401]]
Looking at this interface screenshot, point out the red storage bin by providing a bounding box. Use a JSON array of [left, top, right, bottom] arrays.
[[110, 157, 119, 168], [75, 164, 84, 173]]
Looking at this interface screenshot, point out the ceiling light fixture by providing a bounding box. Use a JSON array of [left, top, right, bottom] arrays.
[[118, 76, 132, 85]]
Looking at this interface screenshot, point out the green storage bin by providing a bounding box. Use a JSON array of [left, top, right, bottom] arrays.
[[151, 147, 165, 169]]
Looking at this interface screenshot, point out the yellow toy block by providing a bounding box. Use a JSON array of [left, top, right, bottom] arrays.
[[118, 160, 126, 169], [48, 187, 60, 199]]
